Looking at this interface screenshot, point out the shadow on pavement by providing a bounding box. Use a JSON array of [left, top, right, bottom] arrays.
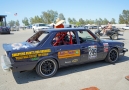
[[12, 56, 129, 84], [0, 33, 14, 35]]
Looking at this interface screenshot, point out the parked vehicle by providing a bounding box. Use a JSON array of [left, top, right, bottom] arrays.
[[122, 26, 129, 30], [32, 23, 50, 33], [95, 26, 122, 40], [1, 28, 128, 78], [0, 15, 10, 34]]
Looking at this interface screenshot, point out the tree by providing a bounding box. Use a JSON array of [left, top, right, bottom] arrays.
[[68, 18, 73, 24], [103, 18, 109, 25], [41, 10, 58, 24], [22, 17, 29, 26], [110, 18, 116, 24], [59, 13, 65, 20], [79, 18, 85, 25], [119, 10, 129, 24], [15, 20, 20, 26], [8, 20, 15, 27]]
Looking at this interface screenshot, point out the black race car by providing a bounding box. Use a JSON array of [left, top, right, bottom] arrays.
[[1, 28, 128, 78]]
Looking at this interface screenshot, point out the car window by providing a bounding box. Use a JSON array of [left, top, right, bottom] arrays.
[[52, 31, 77, 46], [39, 24, 47, 26], [27, 31, 49, 46], [77, 30, 95, 43]]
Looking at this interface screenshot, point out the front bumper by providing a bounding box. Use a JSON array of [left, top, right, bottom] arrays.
[[119, 48, 128, 56], [1, 55, 12, 72]]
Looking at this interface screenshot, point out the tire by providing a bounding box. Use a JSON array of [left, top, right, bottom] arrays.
[[33, 28, 35, 33], [110, 34, 118, 40], [105, 48, 119, 64], [36, 59, 58, 78]]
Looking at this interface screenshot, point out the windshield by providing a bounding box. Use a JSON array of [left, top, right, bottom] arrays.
[[39, 24, 47, 27], [27, 31, 49, 46]]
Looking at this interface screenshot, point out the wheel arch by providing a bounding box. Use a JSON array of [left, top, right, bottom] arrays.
[[35, 56, 60, 69]]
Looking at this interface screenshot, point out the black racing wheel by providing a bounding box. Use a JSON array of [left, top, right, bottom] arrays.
[[36, 59, 58, 78]]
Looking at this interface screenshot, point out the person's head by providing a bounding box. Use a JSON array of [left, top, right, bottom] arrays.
[[108, 22, 111, 24]]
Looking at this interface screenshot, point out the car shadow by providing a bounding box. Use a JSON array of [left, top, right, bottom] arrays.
[[12, 56, 129, 84], [0, 33, 14, 35]]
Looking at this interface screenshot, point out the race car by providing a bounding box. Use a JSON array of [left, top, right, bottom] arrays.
[[1, 28, 128, 78]]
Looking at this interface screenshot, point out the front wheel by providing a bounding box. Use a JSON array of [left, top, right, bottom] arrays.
[[33, 28, 35, 33], [36, 59, 58, 78], [105, 48, 119, 63]]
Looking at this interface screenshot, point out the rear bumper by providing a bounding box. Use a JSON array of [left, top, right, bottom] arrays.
[[1, 55, 12, 72]]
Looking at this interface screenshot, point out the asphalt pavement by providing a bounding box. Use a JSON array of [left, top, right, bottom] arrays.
[[0, 29, 129, 90]]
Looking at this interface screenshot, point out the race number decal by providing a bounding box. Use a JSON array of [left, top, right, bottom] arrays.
[[103, 43, 109, 52], [88, 45, 97, 59]]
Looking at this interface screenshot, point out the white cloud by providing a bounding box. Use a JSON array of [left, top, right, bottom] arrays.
[[5, 11, 11, 14]]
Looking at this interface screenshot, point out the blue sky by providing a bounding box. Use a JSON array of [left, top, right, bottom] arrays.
[[0, 0, 129, 25]]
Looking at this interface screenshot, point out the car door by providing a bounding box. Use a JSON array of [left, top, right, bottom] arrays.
[[52, 31, 81, 66], [77, 30, 104, 63]]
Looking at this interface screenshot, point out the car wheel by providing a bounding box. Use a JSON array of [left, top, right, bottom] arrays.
[[33, 28, 35, 33], [110, 34, 118, 40], [105, 48, 119, 63], [36, 59, 58, 78]]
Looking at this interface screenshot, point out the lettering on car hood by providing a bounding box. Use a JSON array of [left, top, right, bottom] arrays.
[[3, 42, 33, 51]]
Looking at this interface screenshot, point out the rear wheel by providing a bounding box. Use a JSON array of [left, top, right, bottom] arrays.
[[105, 48, 119, 63], [36, 59, 58, 78], [110, 34, 118, 40]]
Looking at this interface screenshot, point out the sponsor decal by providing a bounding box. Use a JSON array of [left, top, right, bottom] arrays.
[[31, 57, 39, 61], [12, 49, 51, 60], [11, 43, 29, 50], [103, 43, 109, 52], [88, 45, 97, 59], [58, 49, 80, 59], [72, 59, 78, 63], [65, 61, 71, 64]]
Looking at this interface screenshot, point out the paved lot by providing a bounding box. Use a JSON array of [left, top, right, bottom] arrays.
[[0, 29, 129, 90]]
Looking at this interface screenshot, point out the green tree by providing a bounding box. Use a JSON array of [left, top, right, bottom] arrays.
[[103, 18, 109, 25], [8, 20, 15, 27], [15, 20, 20, 26], [41, 10, 58, 24], [79, 18, 85, 25], [68, 18, 73, 24], [119, 10, 129, 24], [110, 18, 116, 24], [22, 17, 29, 26], [59, 13, 65, 20]]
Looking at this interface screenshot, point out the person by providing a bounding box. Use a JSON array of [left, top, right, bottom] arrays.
[[103, 22, 112, 35], [54, 18, 65, 28]]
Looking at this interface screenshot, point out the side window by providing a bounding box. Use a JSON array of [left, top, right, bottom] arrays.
[[52, 31, 77, 46], [77, 30, 95, 43], [36, 24, 38, 27]]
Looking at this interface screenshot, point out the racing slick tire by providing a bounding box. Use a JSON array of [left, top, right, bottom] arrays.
[[36, 59, 58, 78], [105, 48, 119, 64], [110, 34, 118, 40]]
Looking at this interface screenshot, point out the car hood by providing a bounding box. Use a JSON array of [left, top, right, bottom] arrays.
[[3, 42, 33, 51], [101, 39, 123, 45]]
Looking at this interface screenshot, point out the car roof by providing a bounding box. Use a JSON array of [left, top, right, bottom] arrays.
[[39, 28, 88, 32], [0, 15, 7, 18]]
